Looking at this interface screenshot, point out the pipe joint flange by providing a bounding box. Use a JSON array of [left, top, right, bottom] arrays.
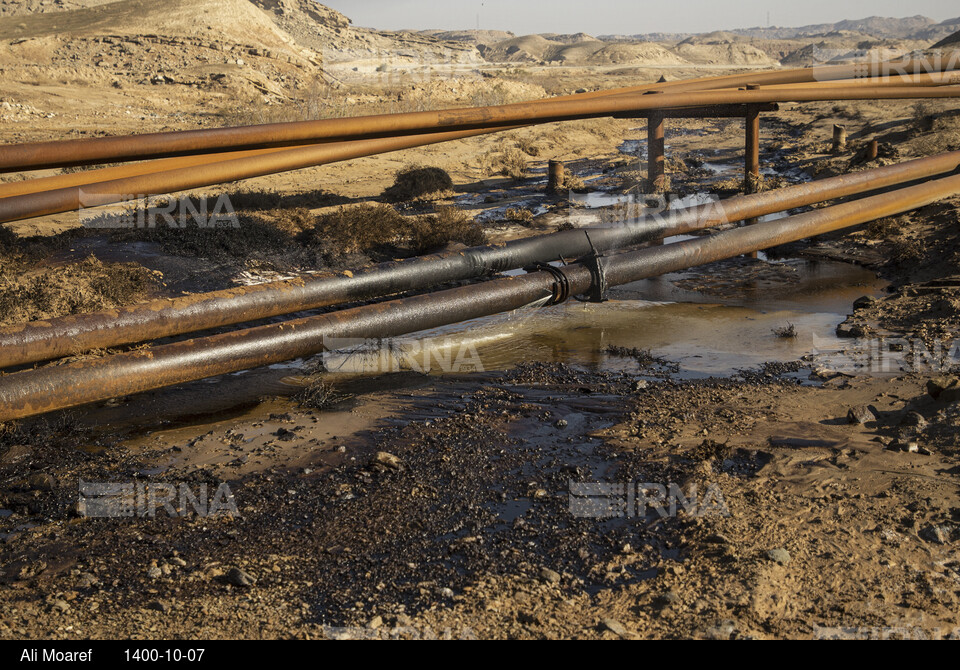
[[524, 262, 570, 306], [574, 232, 609, 304]]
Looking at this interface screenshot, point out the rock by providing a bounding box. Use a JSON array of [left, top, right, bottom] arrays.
[[226, 567, 256, 587], [539, 568, 562, 585], [927, 377, 959, 400], [847, 405, 876, 425], [942, 388, 960, 404], [812, 366, 839, 381], [438, 587, 455, 599], [836, 322, 868, 338], [374, 452, 403, 470], [653, 591, 681, 609], [0, 444, 31, 465], [77, 573, 98, 588], [632, 380, 649, 391], [887, 440, 920, 453], [146, 600, 170, 613], [766, 548, 791, 565], [367, 615, 383, 630], [899, 411, 927, 429], [703, 619, 737, 640], [23, 473, 57, 491], [554, 419, 568, 429], [920, 524, 956, 545], [517, 611, 540, 625], [853, 295, 876, 310], [599, 618, 628, 637], [146, 566, 163, 580], [51, 600, 71, 614]]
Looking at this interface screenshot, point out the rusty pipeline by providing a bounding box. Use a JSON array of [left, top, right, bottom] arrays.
[[0, 126, 523, 224], [2, 170, 960, 422], [2, 149, 959, 370], [4, 85, 960, 224], [1, 66, 959, 174], [0, 145, 320, 199]]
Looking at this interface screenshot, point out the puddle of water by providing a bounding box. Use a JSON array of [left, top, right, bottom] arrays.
[[318, 258, 885, 379]]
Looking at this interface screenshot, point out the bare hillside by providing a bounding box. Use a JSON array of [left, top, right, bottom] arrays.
[[0, 0, 299, 50]]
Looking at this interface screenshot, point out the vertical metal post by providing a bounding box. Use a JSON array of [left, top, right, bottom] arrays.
[[832, 124, 847, 152], [744, 84, 761, 258], [647, 110, 665, 191], [547, 160, 565, 195]]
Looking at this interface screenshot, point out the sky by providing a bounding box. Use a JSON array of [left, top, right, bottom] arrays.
[[318, 0, 959, 35]]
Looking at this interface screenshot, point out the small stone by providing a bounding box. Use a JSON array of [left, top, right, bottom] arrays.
[[146, 566, 162, 580], [51, 600, 70, 614], [77, 572, 98, 588], [888, 440, 920, 453], [920, 524, 955, 545], [853, 295, 876, 310], [438, 587, 455, 599], [226, 567, 256, 587], [539, 568, 561, 585], [703, 619, 736, 640], [899, 411, 927, 428], [146, 600, 170, 613], [367, 615, 383, 630], [812, 366, 839, 381], [942, 387, 960, 404], [599, 618, 628, 637], [847, 405, 876, 425], [927, 377, 960, 400], [554, 419, 568, 429], [766, 548, 791, 565], [374, 452, 403, 469], [632, 380, 649, 391], [653, 591, 681, 609], [23, 473, 57, 491]]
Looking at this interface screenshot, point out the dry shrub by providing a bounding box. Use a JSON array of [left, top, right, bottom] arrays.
[[504, 207, 534, 224], [480, 146, 527, 181], [866, 216, 903, 240], [300, 204, 483, 257], [560, 173, 586, 192], [0, 224, 15, 250], [410, 207, 485, 254], [0, 256, 158, 326], [224, 189, 340, 211], [516, 137, 542, 157], [913, 102, 936, 132], [381, 165, 454, 202], [295, 380, 352, 410], [648, 174, 672, 194], [107, 214, 297, 261], [253, 207, 317, 237], [300, 204, 409, 255], [773, 323, 797, 339]]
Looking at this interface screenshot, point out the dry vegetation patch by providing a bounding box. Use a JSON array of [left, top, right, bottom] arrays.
[[381, 165, 454, 202], [0, 256, 158, 326]]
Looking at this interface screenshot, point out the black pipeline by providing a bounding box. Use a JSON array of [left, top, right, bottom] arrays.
[[1, 171, 959, 421], [1, 149, 959, 370]]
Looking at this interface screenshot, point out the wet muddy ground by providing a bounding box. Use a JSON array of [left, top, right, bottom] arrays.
[[2, 93, 960, 639]]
